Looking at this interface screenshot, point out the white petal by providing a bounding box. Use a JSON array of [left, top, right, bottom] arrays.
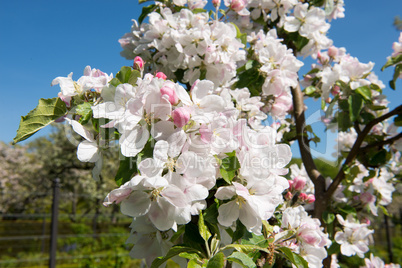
[[151, 121, 176, 141], [215, 186, 236, 200], [77, 140, 99, 162], [120, 125, 149, 157], [167, 130, 186, 158], [217, 201, 239, 227], [120, 191, 151, 217], [67, 118, 95, 142]]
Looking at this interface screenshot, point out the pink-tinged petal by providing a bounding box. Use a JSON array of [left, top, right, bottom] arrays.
[[176, 151, 203, 177], [139, 158, 162, 178], [198, 95, 225, 113], [120, 191, 151, 217], [167, 130, 186, 158], [191, 80, 214, 104], [162, 186, 188, 208], [217, 201, 239, 227], [175, 85, 192, 106], [77, 140, 99, 162], [154, 140, 169, 166], [103, 182, 132, 206], [185, 184, 209, 201], [154, 95, 172, 121], [215, 186, 236, 200], [151, 120, 176, 141], [149, 198, 175, 230]]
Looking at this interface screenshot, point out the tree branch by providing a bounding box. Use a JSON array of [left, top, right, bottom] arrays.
[[325, 104, 402, 198], [290, 84, 325, 185], [291, 84, 327, 220], [361, 132, 402, 152]]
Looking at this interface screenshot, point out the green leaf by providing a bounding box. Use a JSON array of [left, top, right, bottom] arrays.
[[232, 220, 247, 243], [128, 70, 141, 86], [199, 211, 212, 242], [228, 252, 257, 268], [220, 169, 236, 183], [348, 94, 363, 122], [116, 66, 133, 84], [109, 77, 121, 87], [204, 202, 219, 225], [151, 246, 204, 268], [368, 149, 388, 166], [179, 252, 203, 261], [304, 86, 317, 96], [221, 244, 270, 254], [206, 252, 225, 268], [277, 247, 308, 268], [114, 156, 138, 186], [381, 54, 402, 71], [322, 211, 335, 224], [13, 98, 67, 144], [76, 102, 93, 125], [184, 223, 206, 253], [139, 4, 157, 24], [394, 114, 402, 126], [187, 259, 203, 268], [390, 63, 402, 90], [355, 86, 372, 102], [221, 154, 241, 171]]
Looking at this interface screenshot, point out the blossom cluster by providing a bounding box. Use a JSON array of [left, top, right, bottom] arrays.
[[120, 7, 246, 87]]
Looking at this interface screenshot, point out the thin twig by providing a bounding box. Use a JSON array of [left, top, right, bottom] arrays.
[[326, 104, 402, 198]]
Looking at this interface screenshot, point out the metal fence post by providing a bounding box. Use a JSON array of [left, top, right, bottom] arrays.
[[49, 178, 60, 268]]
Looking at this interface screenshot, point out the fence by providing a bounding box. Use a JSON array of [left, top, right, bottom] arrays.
[[0, 178, 134, 267]]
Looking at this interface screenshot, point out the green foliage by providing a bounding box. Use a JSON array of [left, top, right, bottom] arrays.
[[115, 156, 138, 186], [277, 247, 308, 268], [228, 252, 257, 268], [13, 98, 67, 144], [151, 246, 204, 268], [206, 252, 225, 268]]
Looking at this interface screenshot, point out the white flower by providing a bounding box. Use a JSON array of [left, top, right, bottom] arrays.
[[334, 214, 374, 258]]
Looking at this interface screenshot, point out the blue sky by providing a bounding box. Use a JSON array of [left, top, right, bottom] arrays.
[[0, 0, 401, 159]]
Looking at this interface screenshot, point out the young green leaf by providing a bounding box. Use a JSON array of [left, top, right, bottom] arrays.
[[13, 98, 67, 144], [116, 66, 133, 84], [199, 211, 212, 242], [151, 246, 204, 268], [348, 94, 363, 122], [277, 247, 308, 268], [206, 252, 225, 268], [228, 252, 257, 268]]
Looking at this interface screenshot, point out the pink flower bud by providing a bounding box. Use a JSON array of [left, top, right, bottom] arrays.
[[293, 176, 306, 191], [212, 0, 221, 7], [172, 107, 191, 128], [299, 192, 307, 201], [160, 85, 179, 105], [327, 46, 338, 58], [285, 191, 293, 201], [306, 194, 315, 203], [133, 56, 144, 71], [325, 97, 332, 103], [230, 0, 246, 12], [155, 72, 167, 80], [288, 180, 294, 190], [361, 218, 371, 225], [331, 85, 340, 96]]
